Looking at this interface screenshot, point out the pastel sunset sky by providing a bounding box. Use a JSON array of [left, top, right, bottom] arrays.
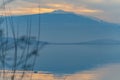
[[0, 0, 120, 23], [40, 0, 120, 23], [39, 0, 120, 23]]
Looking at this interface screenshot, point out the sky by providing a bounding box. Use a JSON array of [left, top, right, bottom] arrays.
[[0, 0, 120, 23], [40, 0, 120, 23], [0, 0, 40, 15], [39, 0, 120, 23]]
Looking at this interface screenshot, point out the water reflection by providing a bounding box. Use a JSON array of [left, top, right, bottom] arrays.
[[5, 63, 119, 80], [36, 45, 120, 74], [38, 64, 120, 80]]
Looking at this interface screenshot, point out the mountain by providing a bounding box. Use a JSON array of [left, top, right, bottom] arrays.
[[80, 39, 120, 45], [1, 10, 120, 74], [0, 10, 120, 43], [51, 10, 73, 14]]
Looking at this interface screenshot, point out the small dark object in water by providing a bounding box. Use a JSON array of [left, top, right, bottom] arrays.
[[34, 71, 38, 73]]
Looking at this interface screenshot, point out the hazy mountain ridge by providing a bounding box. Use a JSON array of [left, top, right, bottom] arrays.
[[40, 10, 120, 42], [1, 10, 120, 42]]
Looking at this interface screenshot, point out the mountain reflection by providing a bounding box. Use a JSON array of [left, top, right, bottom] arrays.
[[2, 63, 119, 80]]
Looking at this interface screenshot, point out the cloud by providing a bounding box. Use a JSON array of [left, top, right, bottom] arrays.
[[39, 0, 120, 23], [0, 0, 120, 23], [0, 8, 40, 15], [0, 0, 101, 16], [41, 3, 101, 14], [0, 0, 40, 15], [0, 0, 14, 8]]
